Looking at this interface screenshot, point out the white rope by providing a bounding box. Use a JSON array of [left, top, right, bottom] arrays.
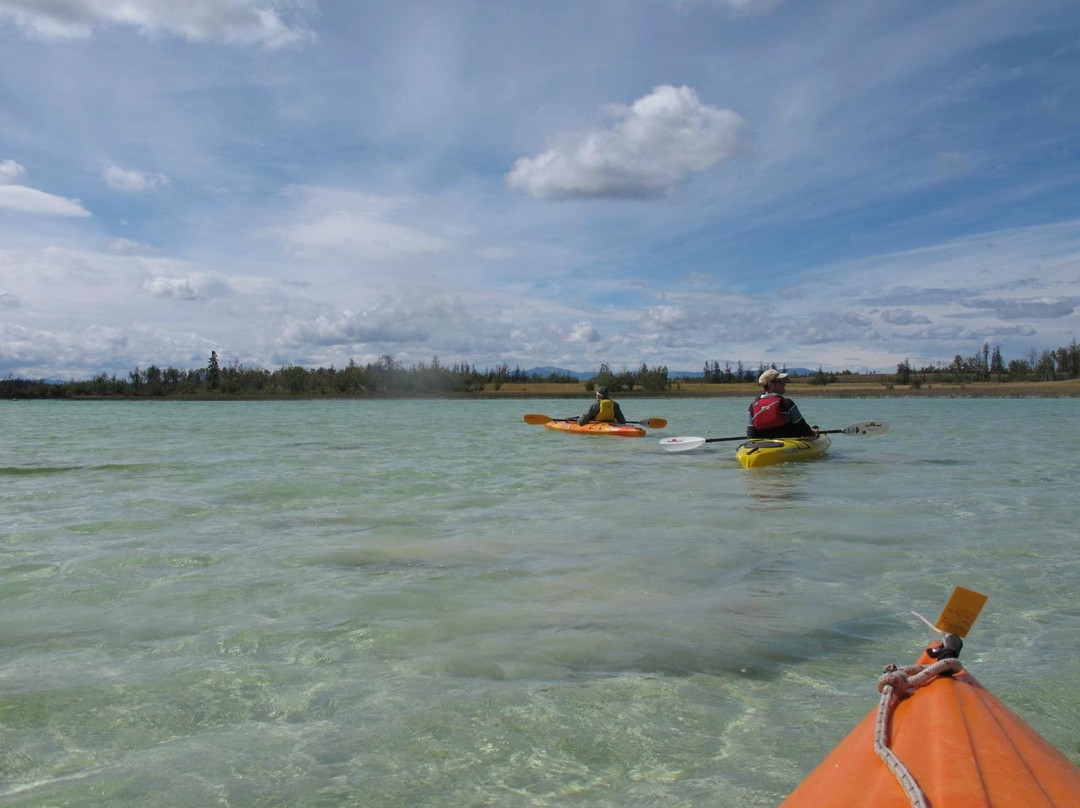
[[873, 658, 965, 808]]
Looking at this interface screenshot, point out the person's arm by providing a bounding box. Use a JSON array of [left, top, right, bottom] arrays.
[[784, 399, 816, 437], [577, 402, 599, 426], [746, 404, 758, 438], [613, 402, 627, 424]]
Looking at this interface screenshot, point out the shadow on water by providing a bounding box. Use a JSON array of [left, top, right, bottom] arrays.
[[0, 465, 85, 476], [414, 603, 912, 685], [0, 462, 179, 476]]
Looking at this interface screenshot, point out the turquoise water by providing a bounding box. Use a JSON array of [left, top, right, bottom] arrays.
[[2, 397, 1078, 806]]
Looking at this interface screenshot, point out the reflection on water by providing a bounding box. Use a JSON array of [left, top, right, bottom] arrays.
[[742, 465, 812, 509]]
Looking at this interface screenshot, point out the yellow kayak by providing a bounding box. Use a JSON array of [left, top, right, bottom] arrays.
[[735, 434, 831, 468]]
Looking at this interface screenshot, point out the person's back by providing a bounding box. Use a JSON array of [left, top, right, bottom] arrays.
[[747, 369, 815, 439], [579, 386, 626, 426]]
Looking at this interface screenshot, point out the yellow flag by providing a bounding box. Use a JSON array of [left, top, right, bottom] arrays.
[[935, 586, 988, 637]]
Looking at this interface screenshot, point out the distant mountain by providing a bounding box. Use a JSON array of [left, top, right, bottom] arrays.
[[524, 366, 593, 380]]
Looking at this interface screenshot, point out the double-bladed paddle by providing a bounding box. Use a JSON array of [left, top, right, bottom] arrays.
[[524, 413, 668, 429], [658, 420, 888, 452]]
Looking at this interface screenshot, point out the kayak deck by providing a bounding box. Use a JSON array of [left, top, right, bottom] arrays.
[[542, 420, 646, 437], [781, 645, 1080, 806], [735, 434, 831, 468]]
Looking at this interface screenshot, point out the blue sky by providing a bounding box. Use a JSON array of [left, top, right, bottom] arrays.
[[1, 0, 1078, 379]]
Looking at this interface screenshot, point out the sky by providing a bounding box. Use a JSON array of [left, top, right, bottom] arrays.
[[1, 0, 1079, 379]]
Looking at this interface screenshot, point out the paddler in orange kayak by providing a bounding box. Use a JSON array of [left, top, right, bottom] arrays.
[[577, 386, 627, 426]]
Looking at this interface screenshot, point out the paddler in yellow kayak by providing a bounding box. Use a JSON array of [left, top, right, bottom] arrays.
[[747, 368, 819, 439], [577, 386, 627, 426]]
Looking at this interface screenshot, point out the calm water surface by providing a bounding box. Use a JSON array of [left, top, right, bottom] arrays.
[[2, 397, 1078, 806]]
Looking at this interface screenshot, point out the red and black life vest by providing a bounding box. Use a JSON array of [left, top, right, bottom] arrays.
[[750, 394, 787, 431]]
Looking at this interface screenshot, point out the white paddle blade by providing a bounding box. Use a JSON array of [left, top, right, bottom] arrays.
[[842, 420, 888, 436], [658, 436, 706, 452]]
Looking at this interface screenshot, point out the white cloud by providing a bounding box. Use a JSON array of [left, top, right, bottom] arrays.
[[779, 311, 878, 346], [103, 165, 171, 192], [284, 213, 446, 262], [142, 274, 230, 301], [271, 291, 536, 369], [643, 305, 689, 328], [0, 319, 224, 379], [966, 297, 1077, 320], [281, 312, 430, 348], [672, 0, 782, 13], [0, 159, 26, 183], [0, 0, 316, 48], [881, 309, 932, 326], [507, 85, 751, 199], [106, 238, 154, 255], [0, 185, 91, 217], [908, 323, 1038, 342], [0, 322, 127, 377], [1, 2, 1078, 380], [274, 187, 448, 264], [0, 158, 89, 217], [566, 321, 601, 343]]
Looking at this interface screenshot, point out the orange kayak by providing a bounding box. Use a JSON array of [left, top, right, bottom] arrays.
[[542, 420, 646, 437], [781, 636, 1080, 807]]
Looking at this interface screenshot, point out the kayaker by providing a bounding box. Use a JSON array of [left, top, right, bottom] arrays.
[[746, 369, 818, 439], [578, 386, 627, 426]]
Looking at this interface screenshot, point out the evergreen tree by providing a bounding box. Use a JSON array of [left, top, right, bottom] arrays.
[[895, 359, 912, 385], [207, 351, 221, 390], [990, 346, 1004, 378]]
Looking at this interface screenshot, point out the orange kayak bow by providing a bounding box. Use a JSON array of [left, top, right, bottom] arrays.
[[780, 633, 1080, 807]]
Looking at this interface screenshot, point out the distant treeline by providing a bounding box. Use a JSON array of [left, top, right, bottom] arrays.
[[892, 340, 1080, 388], [3, 339, 1077, 399], [0, 353, 673, 399], [701, 339, 1080, 387], [700, 360, 805, 384]]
